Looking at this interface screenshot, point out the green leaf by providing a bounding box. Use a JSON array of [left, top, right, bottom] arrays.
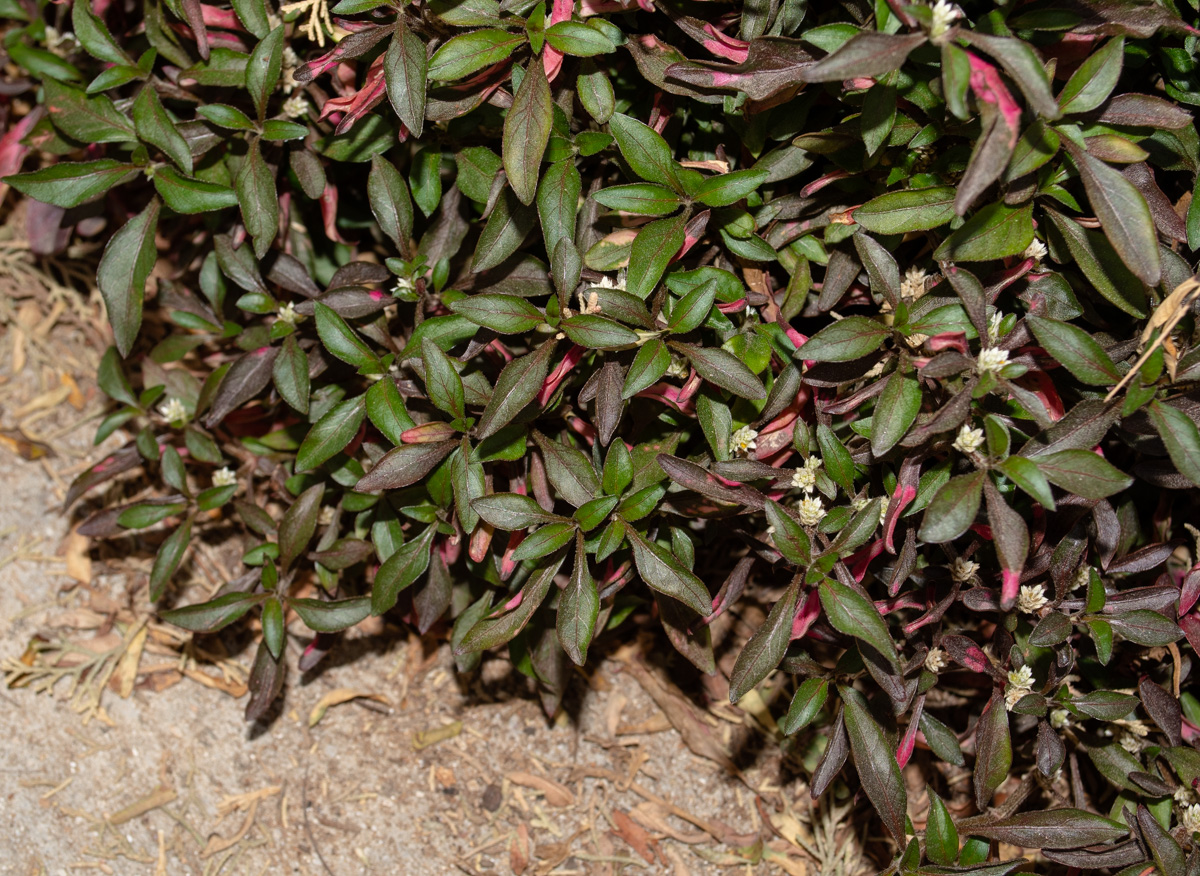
[[197, 103, 255, 129], [235, 140, 278, 259], [728, 579, 801, 702], [1148, 401, 1200, 488], [455, 555, 563, 652], [278, 482, 324, 571], [798, 316, 890, 362], [622, 338, 670, 399], [802, 31, 926, 82], [449, 293, 544, 334], [246, 26, 284, 121], [4, 160, 136, 209], [853, 186, 956, 235], [841, 686, 909, 842], [132, 85, 191, 173], [477, 341, 555, 438], [1035, 449, 1132, 499], [1058, 37, 1124, 115], [296, 396, 366, 471], [149, 515, 192, 601], [503, 61, 552, 205], [473, 189, 537, 272], [920, 711, 965, 766], [472, 492, 564, 530], [577, 66, 614, 123], [816, 424, 855, 495], [561, 314, 639, 349], [997, 456, 1055, 509], [261, 597, 285, 659], [674, 342, 766, 399], [666, 279, 717, 335], [1043, 210, 1146, 317], [161, 592, 265, 633], [934, 202, 1034, 262], [974, 691, 1012, 809], [609, 113, 681, 191], [1026, 315, 1120, 385], [870, 370, 920, 457], [368, 155, 414, 251], [43, 79, 136, 143], [765, 500, 811, 566], [314, 302, 381, 370], [537, 159, 581, 260], [153, 168, 238, 214], [290, 596, 372, 632], [531, 431, 599, 507], [625, 526, 712, 617], [967, 810, 1127, 849], [73, 0, 130, 65], [627, 213, 686, 300], [429, 29, 524, 81], [272, 333, 310, 414], [97, 197, 160, 358], [1108, 610, 1182, 646], [918, 471, 984, 543], [365, 377, 416, 445], [384, 21, 427, 138], [97, 346, 137, 405], [371, 524, 436, 615], [780, 678, 828, 735], [592, 183, 684, 216], [558, 532, 599, 665], [693, 168, 768, 208], [925, 791, 959, 866], [421, 338, 465, 420], [818, 578, 898, 668], [959, 31, 1060, 119], [1064, 142, 1160, 286], [356, 441, 456, 491], [544, 20, 616, 56]]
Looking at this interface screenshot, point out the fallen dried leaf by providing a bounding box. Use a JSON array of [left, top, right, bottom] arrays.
[[506, 771, 575, 807], [413, 720, 462, 750], [106, 785, 177, 826], [309, 689, 391, 727], [611, 808, 656, 863]]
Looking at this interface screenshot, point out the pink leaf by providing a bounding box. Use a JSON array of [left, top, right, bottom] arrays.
[[538, 344, 586, 405]]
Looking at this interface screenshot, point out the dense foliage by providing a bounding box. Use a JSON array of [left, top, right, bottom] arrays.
[[5, 0, 1200, 868]]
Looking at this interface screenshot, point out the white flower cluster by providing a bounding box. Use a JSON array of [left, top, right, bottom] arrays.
[[1005, 664, 1035, 711], [924, 647, 946, 673], [665, 354, 690, 380], [976, 346, 1010, 374], [159, 397, 188, 425], [900, 266, 929, 301], [791, 455, 821, 493], [797, 495, 825, 527], [951, 557, 979, 583], [928, 0, 962, 38], [1049, 708, 1070, 729], [1023, 239, 1048, 264], [1017, 584, 1048, 615], [952, 423, 985, 455], [281, 94, 309, 120], [212, 467, 237, 488], [1183, 804, 1200, 836], [731, 426, 758, 457], [988, 310, 1006, 339], [277, 301, 301, 325]]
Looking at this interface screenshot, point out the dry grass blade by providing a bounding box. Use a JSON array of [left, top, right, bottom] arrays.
[[1106, 273, 1200, 401]]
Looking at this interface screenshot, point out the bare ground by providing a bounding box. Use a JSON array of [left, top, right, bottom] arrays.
[[0, 216, 854, 876]]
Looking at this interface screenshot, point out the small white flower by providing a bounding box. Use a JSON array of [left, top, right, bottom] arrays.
[[1008, 665, 1034, 690], [1175, 786, 1196, 805], [665, 354, 690, 380], [393, 276, 416, 296], [988, 310, 1005, 339], [159, 397, 188, 424], [1023, 238, 1048, 264], [1119, 732, 1142, 754], [952, 424, 985, 454], [318, 506, 336, 526], [925, 647, 946, 673], [900, 266, 928, 301], [797, 496, 825, 527], [281, 45, 300, 93], [281, 94, 309, 119], [879, 495, 889, 524], [731, 426, 758, 457], [864, 360, 886, 379], [1182, 803, 1200, 836], [277, 301, 302, 325], [1050, 708, 1071, 730], [1121, 719, 1150, 738], [976, 346, 1010, 374], [906, 332, 930, 349], [951, 557, 979, 583], [791, 456, 821, 493], [928, 0, 962, 38], [1071, 565, 1091, 591], [1017, 584, 1049, 614], [212, 467, 237, 488]]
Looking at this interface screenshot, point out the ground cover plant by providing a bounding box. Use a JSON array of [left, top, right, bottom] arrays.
[[4, 0, 1200, 870]]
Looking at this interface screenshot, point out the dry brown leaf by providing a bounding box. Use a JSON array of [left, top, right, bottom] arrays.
[[216, 785, 282, 818], [200, 798, 260, 859], [106, 785, 177, 826], [1108, 273, 1200, 400], [506, 771, 575, 807], [115, 623, 147, 698], [13, 381, 71, 418], [0, 428, 53, 460], [630, 802, 709, 844], [308, 689, 390, 727], [182, 668, 247, 697], [664, 846, 694, 876], [510, 822, 531, 874], [616, 713, 673, 736], [413, 719, 462, 750], [61, 372, 85, 410], [610, 809, 656, 863], [64, 530, 91, 584]]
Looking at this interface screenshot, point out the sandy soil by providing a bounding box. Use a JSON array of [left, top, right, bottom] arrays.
[[0, 233, 830, 875]]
